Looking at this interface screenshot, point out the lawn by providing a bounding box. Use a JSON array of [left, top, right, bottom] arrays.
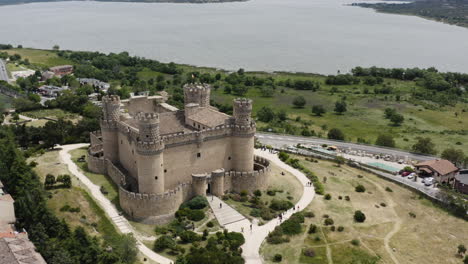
[[22, 108, 79, 120], [260, 156, 468, 264], [1, 48, 73, 69], [224, 162, 303, 222]]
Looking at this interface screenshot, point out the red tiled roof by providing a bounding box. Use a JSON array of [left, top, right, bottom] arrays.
[[416, 159, 458, 176]]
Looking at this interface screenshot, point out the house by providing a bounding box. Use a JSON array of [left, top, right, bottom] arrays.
[[49, 65, 73, 76], [415, 159, 459, 184], [41, 70, 55, 81], [37, 85, 68, 97], [77, 78, 110, 92], [454, 169, 468, 194]]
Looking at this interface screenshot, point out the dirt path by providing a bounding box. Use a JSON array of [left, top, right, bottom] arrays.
[[365, 177, 402, 264], [319, 226, 333, 264]]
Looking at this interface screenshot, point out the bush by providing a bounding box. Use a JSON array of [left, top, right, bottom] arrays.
[[355, 184, 366, 193], [304, 211, 315, 218], [280, 213, 304, 235], [273, 254, 283, 262], [230, 193, 242, 201], [324, 218, 334, 226], [267, 189, 276, 196], [409, 212, 416, 218], [153, 235, 176, 252], [330, 226, 335, 231], [250, 208, 261, 217], [314, 236, 321, 241], [260, 207, 274, 220], [179, 231, 201, 243], [303, 248, 315, 257], [324, 193, 332, 200], [278, 151, 290, 162], [206, 221, 214, 228], [253, 189, 262, 197], [380, 202, 387, 207], [182, 195, 209, 210], [60, 205, 71, 212], [270, 199, 294, 211], [240, 190, 248, 197], [345, 196, 350, 201], [176, 208, 205, 222], [354, 210, 366, 223], [308, 224, 317, 234], [351, 239, 360, 246], [154, 226, 169, 235], [337, 226, 344, 232]]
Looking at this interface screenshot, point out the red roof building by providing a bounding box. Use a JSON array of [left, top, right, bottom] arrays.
[[415, 159, 459, 184]]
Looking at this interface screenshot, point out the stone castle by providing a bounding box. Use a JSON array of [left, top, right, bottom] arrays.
[[88, 83, 270, 224]]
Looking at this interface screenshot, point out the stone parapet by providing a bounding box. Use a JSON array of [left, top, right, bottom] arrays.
[[87, 155, 107, 175], [90, 131, 102, 146], [225, 155, 270, 193], [162, 124, 233, 147]]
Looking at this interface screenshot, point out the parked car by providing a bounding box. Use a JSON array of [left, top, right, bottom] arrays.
[[397, 159, 404, 164], [407, 173, 415, 180], [423, 177, 434, 186], [402, 171, 411, 177]]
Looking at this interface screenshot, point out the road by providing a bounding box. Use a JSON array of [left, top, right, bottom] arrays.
[[256, 133, 435, 162], [0, 59, 9, 83]]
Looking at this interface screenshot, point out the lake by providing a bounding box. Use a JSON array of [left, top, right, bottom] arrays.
[[1, 0, 468, 74]]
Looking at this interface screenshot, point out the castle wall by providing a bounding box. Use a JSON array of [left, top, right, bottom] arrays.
[[125, 96, 158, 116], [119, 182, 192, 225], [90, 131, 102, 146], [118, 132, 138, 179], [107, 159, 127, 187], [227, 156, 270, 193], [163, 136, 233, 190], [87, 154, 107, 175], [232, 135, 255, 172]]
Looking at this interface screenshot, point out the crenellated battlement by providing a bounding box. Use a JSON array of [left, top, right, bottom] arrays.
[[120, 182, 191, 201], [136, 112, 159, 123], [102, 95, 120, 103], [183, 83, 211, 107], [162, 124, 233, 146], [233, 98, 253, 109]]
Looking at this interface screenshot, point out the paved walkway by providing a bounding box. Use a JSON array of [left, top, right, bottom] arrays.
[[208, 195, 247, 227], [59, 144, 171, 264], [215, 149, 316, 264]]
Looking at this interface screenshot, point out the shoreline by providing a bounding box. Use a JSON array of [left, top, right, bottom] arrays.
[[0, 0, 248, 6]]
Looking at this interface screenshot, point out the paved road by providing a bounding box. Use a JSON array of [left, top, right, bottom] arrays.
[[59, 144, 173, 264], [0, 59, 9, 83], [256, 133, 435, 162]]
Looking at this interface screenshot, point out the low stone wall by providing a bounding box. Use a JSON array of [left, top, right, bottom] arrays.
[[119, 182, 193, 224], [87, 154, 107, 175], [106, 161, 127, 187], [90, 131, 102, 146], [226, 155, 270, 193]]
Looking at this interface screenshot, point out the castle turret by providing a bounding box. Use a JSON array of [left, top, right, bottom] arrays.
[[232, 98, 255, 172], [183, 83, 211, 107], [192, 173, 208, 196], [135, 112, 165, 194], [211, 168, 225, 197], [101, 95, 120, 163]]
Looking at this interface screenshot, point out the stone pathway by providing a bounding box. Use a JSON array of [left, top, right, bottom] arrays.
[[59, 144, 172, 264], [208, 195, 247, 227]]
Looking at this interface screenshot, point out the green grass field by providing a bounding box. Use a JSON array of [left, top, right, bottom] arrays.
[[1, 48, 73, 68], [260, 156, 468, 264]]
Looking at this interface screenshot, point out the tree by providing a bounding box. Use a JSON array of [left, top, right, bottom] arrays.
[[384, 108, 397, 119], [375, 134, 395, 148], [44, 174, 56, 189], [57, 174, 71, 188], [277, 110, 287, 121], [312, 105, 326, 116], [328, 128, 344, 140], [412, 137, 437, 155], [354, 210, 366, 222], [292, 96, 306, 108], [334, 100, 347, 114], [257, 106, 276, 122], [260, 87, 275, 97], [390, 113, 404, 126], [464, 255, 468, 264], [355, 185, 366, 193], [458, 244, 467, 256], [53, 45, 60, 51], [441, 148, 465, 166]]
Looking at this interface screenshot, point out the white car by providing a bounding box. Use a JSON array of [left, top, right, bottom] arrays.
[[407, 173, 415, 180], [423, 177, 434, 186]]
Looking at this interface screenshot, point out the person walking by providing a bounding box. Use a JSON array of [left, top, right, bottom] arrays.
[[220, 203, 222, 209], [241, 227, 244, 233], [250, 224, 252, 231]]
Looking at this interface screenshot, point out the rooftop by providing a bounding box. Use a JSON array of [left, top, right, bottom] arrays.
[[186, 107, 230, 128], [415, 159, 459, 176]]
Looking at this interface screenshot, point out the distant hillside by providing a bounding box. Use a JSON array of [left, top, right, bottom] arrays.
[[353, 0, 468, 28], [0, 0, 244, 5]]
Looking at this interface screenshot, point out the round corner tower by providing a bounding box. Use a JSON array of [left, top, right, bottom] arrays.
[[232, 98, 255, 172], [101, 95, 121, 163], [135, 112, 165, 194], [183, 83, 211, 107]]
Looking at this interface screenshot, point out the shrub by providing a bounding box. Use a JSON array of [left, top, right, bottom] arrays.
[[273, 254, 283, 262], [60, 205, 71, 212], [303, 248, 315, 257], [253, 190, 262, 197], [270, 199, 294, 211], [354, 210, 366, 223], [385, 187, 393, 192], [323, 214, 329, 218], [337, 226, 344, 232], [409, 212, 416, 218], [308, 224, 317, 234], [240, 190, 248, 197], [278, 151, 290, 162], [179, 231, 201, 243], [355, 184, 366, 193], [304, 211, 315, 218], [260, 207, 274, 220], [267, 189, 276, 196], [380, 202, 387, 207], [330, 226, 335, 231], [206, 221, 214, 228], [154, 235, 176, 252], [338, 196, 342, 200], [345, 196, 350, 201], [324, 218, 334, 226], [314, 236, 321, 241], [155, 226, 169, 235], [351, 239, 360, 246], [230, 193, 242, 201], [280, 213, 304, 235], [182, 195, 209, 210], [189, 210, 205, 221], [324, 193, 332, 200], [250, 208, 261, 217]]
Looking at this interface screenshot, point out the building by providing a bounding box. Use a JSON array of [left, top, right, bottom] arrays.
[[0, 181, 46, 264], [40, 71, 55, 81], [454, 169, 468, 194], [415, 159, 459, 184], [77, 78, 110, 92], [0, 181, 15, 225], [37, 85, 68, 97], [88, 83, 270, 224], [49, 65, 73, 76]]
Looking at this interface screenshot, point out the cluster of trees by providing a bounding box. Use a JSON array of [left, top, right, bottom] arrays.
[[44, 174, 71, 189], [0, 127, 137, 264], [383, 108, 404, 126]]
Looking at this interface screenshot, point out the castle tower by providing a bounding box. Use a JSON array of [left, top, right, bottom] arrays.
[[183, 83, 211, 107], [101, 95, 120, 163], [192, 173, 208, 196], [232, 98, 255, 172], [210, 169, 225, 197], [135, 112, 165, 194]]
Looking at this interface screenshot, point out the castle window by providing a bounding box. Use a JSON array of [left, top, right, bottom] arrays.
[[132, 150, 134, 155], [121, 140, 123, 144], [155, 176, 158, 180], [197, 152, 201, 158], [164, 169, 167, 173], [146, 135, 149, 138], [193, 122, 196, 126], [228, 156, 231, 160]]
